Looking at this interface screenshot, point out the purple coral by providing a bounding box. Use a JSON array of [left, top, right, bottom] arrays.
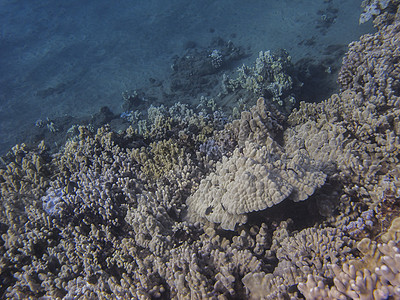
[[199, 139, 223, 160], [344, 209, 375, 236], [41, 188, 66, 216]]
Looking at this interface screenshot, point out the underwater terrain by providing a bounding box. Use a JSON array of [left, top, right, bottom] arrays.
[[1, 0, 400, 299], [0, 0, 372, 155]]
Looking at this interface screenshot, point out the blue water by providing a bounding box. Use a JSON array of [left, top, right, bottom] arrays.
[[0, 0, 373, 154]]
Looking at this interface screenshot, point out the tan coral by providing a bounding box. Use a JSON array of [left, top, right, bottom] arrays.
[[286, 85, 400, 207], [299, 217, 400, 299], [186, 140, 325, 230], [231, 97, 284, 147]]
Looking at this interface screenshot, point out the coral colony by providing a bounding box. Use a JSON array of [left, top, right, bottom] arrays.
[[1, 2, 400, 299]]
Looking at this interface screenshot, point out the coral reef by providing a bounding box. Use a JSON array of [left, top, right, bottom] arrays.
[[0, 7, 400, 300], [298, 217, 400, 299], [229, 97, 285, 148], [168, 38, 245, 99], [287, 19, 400, 209], [359, 0, 391, 24], [243, 225, 354, 299], [338, 19, 400, 103], [223, 49, 300, 113]]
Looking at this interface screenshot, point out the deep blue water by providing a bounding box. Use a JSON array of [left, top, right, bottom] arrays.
[[0, 0, 373, 154]]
